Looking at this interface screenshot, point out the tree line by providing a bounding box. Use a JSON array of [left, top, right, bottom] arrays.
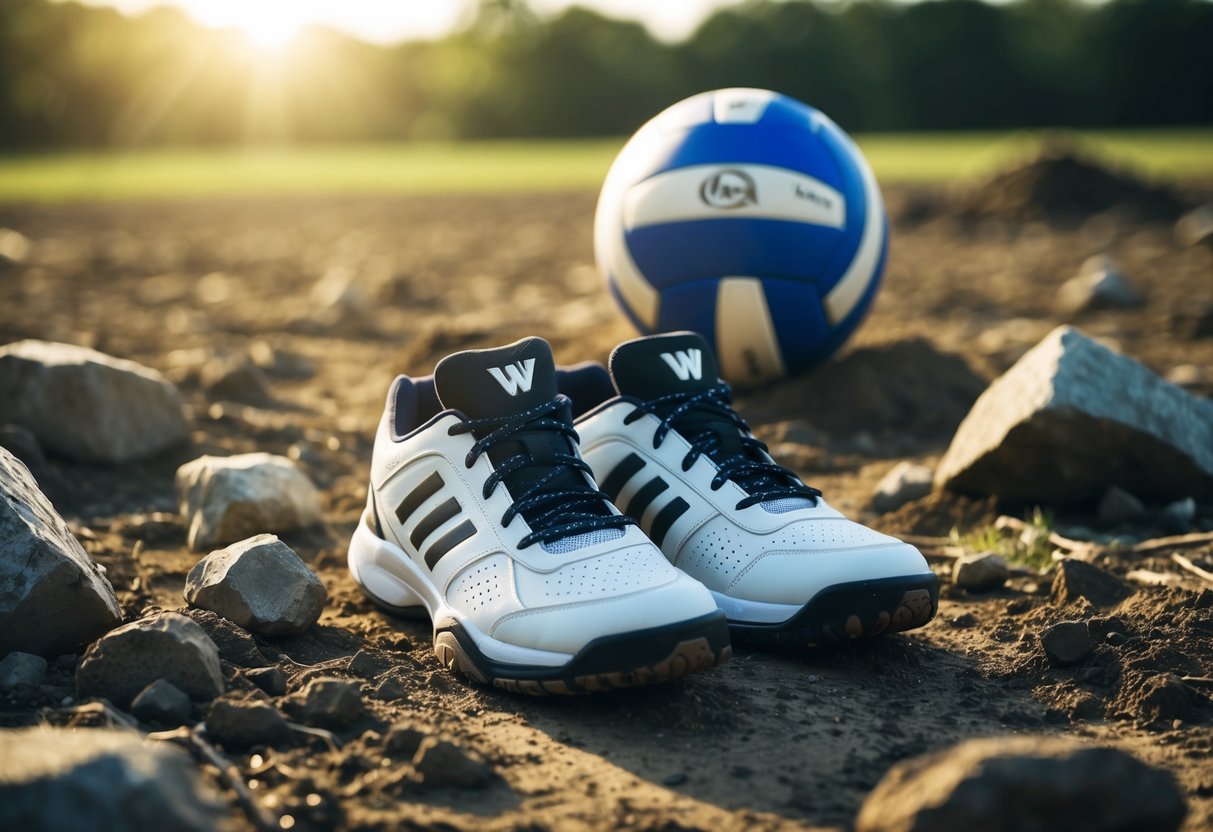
[[0, 0, 1210, 150]]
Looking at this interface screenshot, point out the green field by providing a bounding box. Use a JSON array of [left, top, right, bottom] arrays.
[[0, 129, 1209, 201]]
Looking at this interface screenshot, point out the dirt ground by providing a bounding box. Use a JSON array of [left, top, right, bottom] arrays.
[[1, 170, 1212, 830]]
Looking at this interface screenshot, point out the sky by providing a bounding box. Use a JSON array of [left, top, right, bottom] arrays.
[[75, 0, 751, 45]]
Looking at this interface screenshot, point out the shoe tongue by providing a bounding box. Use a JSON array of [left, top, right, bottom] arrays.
[[434, 337, 558, 420], [435, 337, 609, 544], [609, 331, 720, 399], [612, 330, 750, 477]]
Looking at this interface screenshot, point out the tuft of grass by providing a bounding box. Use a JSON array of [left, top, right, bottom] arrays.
[[951, 507, 1056, 570]]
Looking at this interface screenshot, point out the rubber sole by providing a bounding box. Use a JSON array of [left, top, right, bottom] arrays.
[[362, 583, 731, 694], [434, 612, 732, 695], [728, 574, 939, 647]]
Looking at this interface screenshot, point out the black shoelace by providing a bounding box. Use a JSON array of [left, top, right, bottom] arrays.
[[448, 396, 634, 549], [624, 383, 822, 511]]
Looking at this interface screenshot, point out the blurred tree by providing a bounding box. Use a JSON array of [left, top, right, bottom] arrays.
[[881, 0, 1021, 129], [683, 2, 861, 125], [1095, 0, 1213, 126], [0, 0, 1210, 149]]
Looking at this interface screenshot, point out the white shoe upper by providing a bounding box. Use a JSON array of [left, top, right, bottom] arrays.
[[568, 332, 933, 614], [354, 337, 718, 658]]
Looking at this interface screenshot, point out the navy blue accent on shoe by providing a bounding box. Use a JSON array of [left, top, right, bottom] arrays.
[[624, 383, 821, 511], [447, 396, 634, 549]]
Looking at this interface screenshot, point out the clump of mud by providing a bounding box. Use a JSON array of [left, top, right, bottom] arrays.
[[740, 338, 988, 439], [955, 141, 1189, 221], [987, 584, 1213, 727]]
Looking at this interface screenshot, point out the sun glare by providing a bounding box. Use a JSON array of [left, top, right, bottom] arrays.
[[233, 10, 303, 49], [176, 1, 310, 50]]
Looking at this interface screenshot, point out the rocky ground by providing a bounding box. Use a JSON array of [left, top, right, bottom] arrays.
[[1, 155, 1212, 831]]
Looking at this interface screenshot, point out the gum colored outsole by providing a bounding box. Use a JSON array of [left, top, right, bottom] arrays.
[[731, 586, 938, 648], [435, 631, 733, 696]]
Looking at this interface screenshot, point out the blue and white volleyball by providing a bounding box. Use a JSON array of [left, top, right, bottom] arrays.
[[594, 88, 888, 385]]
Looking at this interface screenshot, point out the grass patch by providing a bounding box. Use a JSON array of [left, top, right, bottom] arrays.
[[0, 140, 621, 202], [0, 129, 1209, 201], [951, 507, 1056, 570]]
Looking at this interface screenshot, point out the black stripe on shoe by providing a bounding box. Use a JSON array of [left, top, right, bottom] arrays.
[[410, 496, 462, 549], [599, 452, 645, 500], [396, 471, 444, 526], [425, 519, 476, 569], [626, 476, 668, 520], [648, 497, 689, 548]]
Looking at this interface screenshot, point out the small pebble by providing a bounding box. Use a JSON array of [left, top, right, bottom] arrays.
[[1040, 620, 1095, 667], [299, 678, 363, 727], [412, 737, 491, 788]]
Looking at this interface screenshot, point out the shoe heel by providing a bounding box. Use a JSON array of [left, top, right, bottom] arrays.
[[348, 506, 430, 619]]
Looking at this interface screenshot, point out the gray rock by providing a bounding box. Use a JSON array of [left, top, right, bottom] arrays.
[[0, 727, 232, 832], [385, 723, 428, 758], [0, 448, 122, 656], [1058, 255, 1142, 312], [1040, 620, 1095, 667], [1159, 497, 1196, 534], [0, 651, 48, 691], [206, 699, 290, 748], [1096, 486, 1146, 525], [0, 340, 188, 463], [245, 666, 287, 696], [936, 326, 1213, 503], [1052, 559, 1134, 608], [299, 678, 362, 727], [952, 553, 1009, 592], [248, 341, 314, 379], [175, 453, 324, 550], [348, 648, 393, 679], [1175, 204, 1213, 247], [130, 679, 192, 725], [185, 534, 326, 637], [372, 672, 412, 702], [0, 425, 44, 468], [412, 737, 491, 788], [200, 356, 270, 404], [855, 735, 1186, 832], [871, 462, 934, 514], [179, 608, 271, 668], [76, 612, 225, 706]]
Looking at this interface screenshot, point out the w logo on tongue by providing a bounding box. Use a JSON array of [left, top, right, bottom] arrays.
[[660, 349, 702, 382], [487, 359, 536, 396]]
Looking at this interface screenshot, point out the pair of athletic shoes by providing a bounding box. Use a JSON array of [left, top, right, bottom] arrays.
[[347, 331, 937, 694]]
